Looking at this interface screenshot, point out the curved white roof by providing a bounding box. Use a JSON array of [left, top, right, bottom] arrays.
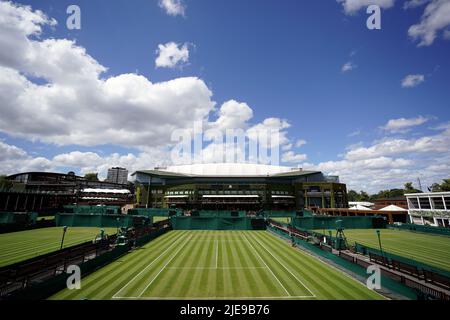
[[159, 163, 299, 177]]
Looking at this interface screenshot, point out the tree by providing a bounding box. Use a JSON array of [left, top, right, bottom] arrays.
[[430, 179, 450, 192], [439, 179, 450, 192], [84, 173, 99, 181], [404, 182, 421, 193], [347, 190, 359, 202], [359, 191, 370, 201], [0, 175, 13, 190]]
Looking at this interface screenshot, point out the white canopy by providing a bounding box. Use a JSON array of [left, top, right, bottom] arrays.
[[81, 188, 130, 194], [349, 204, 373, 211], [379, 204, 407, 211], [202, 195, 259, 198]]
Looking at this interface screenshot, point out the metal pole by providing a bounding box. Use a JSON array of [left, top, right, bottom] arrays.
[[146, 176, 151, 208], [376, 229, 384, 256], [60, 226, 68, 250]]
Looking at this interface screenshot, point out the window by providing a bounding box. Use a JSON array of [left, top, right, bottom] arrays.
[[408, 198, 419, 209], [432, 197, 445, 210], [419, 197, 431, 209]]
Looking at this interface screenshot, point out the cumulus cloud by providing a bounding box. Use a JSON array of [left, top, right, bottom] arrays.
[[341, 61, 357, 72], [336, 0, 395, 14], [380, 116, 430, 133], [404, 0, 431, 9], [158, 0, 186, 17], [408, 0, 450, 46], [155, 42, 190, 68], [401, 74, 425, 88], [0, 2, 215, 149], [295, 139, 307, 148], [281, 151, 307, 163]]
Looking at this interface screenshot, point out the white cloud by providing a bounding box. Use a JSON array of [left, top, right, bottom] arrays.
[[0, 2, 215, 149], [158, 0, 186, 17], [408, 0, 450, 46], [404, 0, 431, 9], [380, 115, 430, 133], [336, 0, 395, 14], [208, 100, 253, 132], [295, 139, 307, 148], [155, 42, 190, 68], [341, 61, 357, 72], [401, 74, 425, 87], [281, 151, 307, 163]]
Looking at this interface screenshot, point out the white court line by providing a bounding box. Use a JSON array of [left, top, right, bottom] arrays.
[[242, 232, 291, 297], [249, 232, 316, 297], [165, 267, 267, 270], [138, 234, 193, 297], [113, 295, 314, 300], [112, 232, 186, 298], [215, 240, 218, 269]]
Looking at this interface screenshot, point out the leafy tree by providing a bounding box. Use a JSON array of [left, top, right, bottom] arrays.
[[430, 179, 450, 192], [359, 191, 370, 201], [404, 182, 421, 193], [440, 179, 450, 192], [347, 190, 359, 202], [84, 173, 99, 181]]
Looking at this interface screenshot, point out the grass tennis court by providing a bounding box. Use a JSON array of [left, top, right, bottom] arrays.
[[317, 229, 450, 272], [50, 230, 383, 300], [0, 227, 116, 267]]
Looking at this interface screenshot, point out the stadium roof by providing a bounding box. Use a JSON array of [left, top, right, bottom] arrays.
[[133, 163, 320, 178]]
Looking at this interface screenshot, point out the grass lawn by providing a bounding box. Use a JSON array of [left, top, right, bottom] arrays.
[[153, 216, 169, 223], [271, 217, 292, 224], [315, 228, 450, 272], [50, 230, 384, 300], [0, 227, 116, 267]]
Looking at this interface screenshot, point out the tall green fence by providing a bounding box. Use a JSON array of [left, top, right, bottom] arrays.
[[293, 215, 386, 230], [63, 205, 121, 215], [171, 216, 265, 230], [128, 208, 181, 217], [388, 223, 450, 236], [0, 212, 38, 224], [55, 213, 151, 228]]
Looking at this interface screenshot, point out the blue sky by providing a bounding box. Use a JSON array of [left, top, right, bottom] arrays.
[[0, 0, 449, 192]]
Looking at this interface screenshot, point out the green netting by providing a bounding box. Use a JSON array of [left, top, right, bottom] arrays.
[[264, 211, 297, 218], [194, 210, 246, 218], [171, 216, 263, 230], [63, 205, 121, 215], [293, 216, 386, 230], [388, 223, 450, 236], [353, 242, 450, 279], [267, 225, 417, 299], [0, 212, 38, 224], [55, 213, 151, 228], [0, 212, 15, 224], [128, 208, 181, 217]]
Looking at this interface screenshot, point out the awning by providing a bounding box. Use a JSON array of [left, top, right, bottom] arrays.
[[202, 195, 259, 198], [164, 195, 189, 198], [82, 188, 130, 194], [271, 195, 295, 198]]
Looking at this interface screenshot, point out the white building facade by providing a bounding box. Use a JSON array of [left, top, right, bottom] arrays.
[[405, 192, 450, 227]]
